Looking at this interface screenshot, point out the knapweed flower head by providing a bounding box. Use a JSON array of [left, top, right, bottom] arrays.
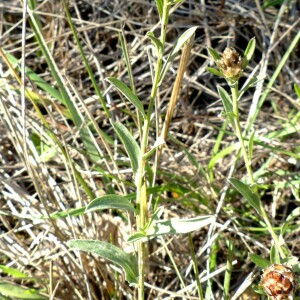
[[261, 264, 295, 300], [216, 47, 243, 81], [207, 37, 256, 84]]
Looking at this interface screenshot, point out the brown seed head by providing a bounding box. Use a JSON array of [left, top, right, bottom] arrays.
[[217, 47, 243, 81], [261, 264, 295, 300]]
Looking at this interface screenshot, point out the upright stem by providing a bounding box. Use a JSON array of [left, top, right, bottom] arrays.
[[136, 2, 170, 299], [231, 86, 255, 184], [231, 85, 286, 259]]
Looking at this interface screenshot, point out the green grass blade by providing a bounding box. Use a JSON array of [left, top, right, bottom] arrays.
[[27, 4, 102, 163], [4, 52, 64, 103], [247, 30, 300, 131], [294, 84, 300, 99], [62, 0, 110, 118], [0, 282, 47, 300]]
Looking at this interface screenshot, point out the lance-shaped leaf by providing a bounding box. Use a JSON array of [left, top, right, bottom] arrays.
[[208, 47, 221, 63], [281, 207, 300, 236], [248, 130, 255, 162], [229, 178, 262, 214], [107, 77, 145, 117], [217, 86, 235, 127], [147, 32, 163, 56], [143, 137, 165, 160], [207, 67, 223, 77], [155, 0, 163, 19], [270, 245, 281, 264], [128, 215, 215, 242], [146, 215, 214, 236], [69, 240, 138, 285], [249, 253, 270, 269], [238, 76, 260, 101], [242, 37, 256, 69], [86, 194, 135, 213], [170, 26, 198, 61], [0, 266, 27, 279], [0, 282, 47, 299], [159, 26, 197, 83], [294, 83, 300, 99], [111, 122, 140, 176]]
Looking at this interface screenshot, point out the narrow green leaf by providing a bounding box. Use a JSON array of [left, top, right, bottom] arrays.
[[27, 5, 102, 163], [263, 0, 284, 10], [111, 122, 140, 176], [127, 232, 147, 243], [62, 0, 110, 118], [144, 215, 214, 239], [118, 30, 136, 96], [147, 32, 163, 55], [158, 27, 196, 84], [155, 0, 163, 19], [217, 86, 233, 112], [247, 31, 300, 131], [281, 207, 300, 236], [5, 52, 64, 103], [242, 37, 256, 69], [0, 282, 47, 299], [68, 240, 138, 284], [217, 86, 235, 127], [282, 256, 299, 269], [143, 137, 165, 160], [229, 178, 262, 214], [294, 83, 300, 99], [207, 67, 223, 77], [270, 245, 280, 264], [170, 26, 198, 60], [249, 253, 270, 269], [107, 77, 145, 117], [86, 195, 135, 213], [48, 207, 86, 219], [223, 239, 234, 300], [208, 47, 221, 62], [238, 76, 260, 101], [0, 266, 27, 279], [208, 144, 238, 170], [248, 130, 255, 161]]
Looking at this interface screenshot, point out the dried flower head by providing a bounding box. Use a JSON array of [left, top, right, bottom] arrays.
[[217, 47, 243, 81], [261, 264, 295, 300]]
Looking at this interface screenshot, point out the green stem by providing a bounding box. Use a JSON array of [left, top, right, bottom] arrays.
[[137, 2, 170, 299], [231, 85, 255, 184], [223, 239, 234, 300], [231, 85, 286, 259], [188, 234, 204, 300]]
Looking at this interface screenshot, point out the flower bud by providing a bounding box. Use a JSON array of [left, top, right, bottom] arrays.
[[217, 47, 243, 81], [261, 264, 295, 300]]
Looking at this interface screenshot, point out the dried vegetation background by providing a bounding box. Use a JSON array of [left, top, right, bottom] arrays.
[[0, 0, 300, 299]]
